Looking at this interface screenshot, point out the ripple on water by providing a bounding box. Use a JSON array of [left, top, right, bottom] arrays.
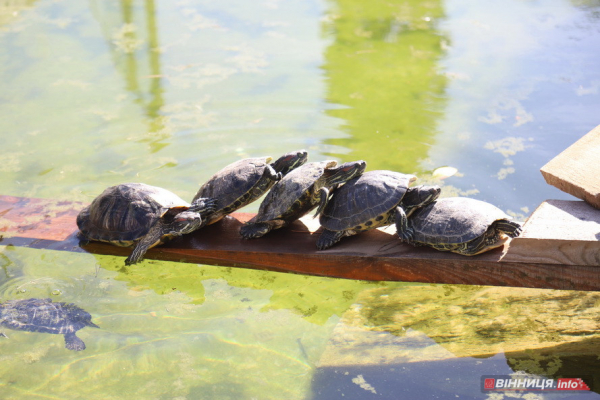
[[0, 275, 93, 300]]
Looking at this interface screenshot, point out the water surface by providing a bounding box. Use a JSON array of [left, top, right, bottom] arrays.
[[1, 0, 600, 398]]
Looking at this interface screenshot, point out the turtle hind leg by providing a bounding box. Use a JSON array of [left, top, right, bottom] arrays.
[[240, 220, 285, 239], [494, 220, 522, 238], [64, 332, 86, 351], [316, 229, 346, 250], [239, 222, 273, 239], [459, 230, 502, 256], [394, 206, 414, 242]]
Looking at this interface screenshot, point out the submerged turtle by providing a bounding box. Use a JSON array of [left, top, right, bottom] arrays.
[[240, 160, 367, 239], [77, 183, 216, 265], [0, 298, 99, 351], [405, 197, 522, 255], [316, 170, 441, 250], [192, 150, 308, 225]]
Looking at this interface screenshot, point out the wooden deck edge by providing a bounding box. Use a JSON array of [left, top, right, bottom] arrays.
[[1, 194, 599, 290]]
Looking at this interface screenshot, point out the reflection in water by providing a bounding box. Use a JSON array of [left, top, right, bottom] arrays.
[[1, 0, 600, 398], [322, 0, 447, 173], [98, 253, 380, 325], [0, 0, 38, 28], [320, 284, 600, 394], [90, 0, 166, 150]]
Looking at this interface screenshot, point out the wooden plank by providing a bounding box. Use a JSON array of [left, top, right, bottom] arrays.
[[502, 200, 600, 265], [541, 124, 600, 209], [1, 195, 599, 290]]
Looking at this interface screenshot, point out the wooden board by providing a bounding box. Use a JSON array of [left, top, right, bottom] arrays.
[[1, 194, 599, 290], [503, 200, 600, 265], [541, 124, 600, 209]]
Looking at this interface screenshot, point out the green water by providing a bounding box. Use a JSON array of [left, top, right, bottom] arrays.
[[1, 0, 599, 398]]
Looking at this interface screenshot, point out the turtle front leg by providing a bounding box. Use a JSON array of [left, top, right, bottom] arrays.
[[240, 219, 286, 239], [189, 197, 217, 217], [189, 197, 218, 227], [394, 206, 414, 242], [263, 164, 282, 182], [125, 222, 165, 265], [64, 332, 86, 351], [312, 187, 330, 218], [316, 229, 346, 250], [77, 231, 90, 246]]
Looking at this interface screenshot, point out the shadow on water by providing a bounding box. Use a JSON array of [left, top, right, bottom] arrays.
[[321, 0, 447, 173]]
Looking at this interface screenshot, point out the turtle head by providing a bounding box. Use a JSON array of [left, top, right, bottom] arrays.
[[271, 149, 308, 176], [66, 305, 100, 328], [165, 211, 203, 235], [322, 160, 367, 187], [402, 185, 441, 216]]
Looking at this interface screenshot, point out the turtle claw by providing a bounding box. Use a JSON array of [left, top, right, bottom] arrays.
[[76, 231, 90, 246], [508, 224, 522, 238], [64, 332, 86, 351], [124, 256, 138, 266], [316, 230, 345, 250], [190, 197, 218, 216], [394, 206, 414, 242], [397, 227, 414, 243], [240, 222, 272, 239]]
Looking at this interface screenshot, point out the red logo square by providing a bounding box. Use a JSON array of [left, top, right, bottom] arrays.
[[484, 378, 495, 389]]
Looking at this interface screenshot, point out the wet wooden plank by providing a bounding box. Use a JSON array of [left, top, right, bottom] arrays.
[[1, 195, 599, 290], [541, 124, 600, 209]]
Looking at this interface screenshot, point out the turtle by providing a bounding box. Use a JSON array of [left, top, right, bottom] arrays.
[[0, 298, 99, 351], [316, 170, 441, 250], [404, 197, 522, 255], [77, 183, 216, 265], [240, 160, 367, 239], [192, 150, 308, 226]]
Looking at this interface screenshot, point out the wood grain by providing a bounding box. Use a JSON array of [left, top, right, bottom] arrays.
[[541, 124, 600, 209], [1, 195, 599, 290]]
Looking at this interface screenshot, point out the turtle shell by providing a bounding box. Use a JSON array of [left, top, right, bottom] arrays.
[[77, 183, 190, 246], [0, 298, 96, 335], [320, 170, 416, 232], [193, 157, 272, 219], [253, 161, 334, 222], [408, 197, 512, 246]]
